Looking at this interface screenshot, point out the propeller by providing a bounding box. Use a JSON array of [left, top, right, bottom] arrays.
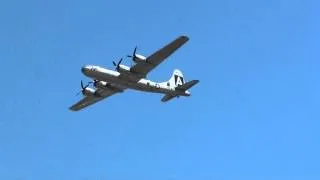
[[127, 46, 137, 62], [112, 58, 123, 70], [90, 79, 99, 87], [76, 80, 90, 96]]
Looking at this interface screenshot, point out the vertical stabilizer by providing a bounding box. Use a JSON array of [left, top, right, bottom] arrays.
[[168, 69, 184, 88], [161, 69, 199, 102]]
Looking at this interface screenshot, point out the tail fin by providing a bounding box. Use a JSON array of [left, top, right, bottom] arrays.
[[161, 69, 199, 102], [168, 69, 185, 88]]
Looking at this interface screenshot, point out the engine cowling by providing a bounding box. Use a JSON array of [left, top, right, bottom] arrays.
[[93, 80, 124, 92], [118, 64, 131, 74], [82, 87, 95, 96], [133, 54, 147, 63], [94, 81, 108, 89]]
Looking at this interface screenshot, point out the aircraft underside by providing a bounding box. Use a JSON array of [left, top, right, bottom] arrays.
[[69, 35, 198, 111]]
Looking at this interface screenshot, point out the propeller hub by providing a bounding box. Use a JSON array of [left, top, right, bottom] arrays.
[[113, 58, 123, 71], [127, 46, 138, 62], [76, 80, 90, 96]]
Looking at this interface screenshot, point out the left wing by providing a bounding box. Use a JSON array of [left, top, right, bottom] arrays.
[[130, 35, 189, 77], [161, 94, 175, 102], [69, 96, 107, 111], [69, 88, 121, 111]]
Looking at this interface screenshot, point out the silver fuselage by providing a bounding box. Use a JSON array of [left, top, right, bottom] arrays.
[[81, 65, 190, 96]]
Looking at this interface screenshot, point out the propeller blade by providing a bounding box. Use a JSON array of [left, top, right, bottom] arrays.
[[81, 80, 84, 89], [133, 46, 137, 55], [81, 80, 90, 89], [76, 80, 90, 96], [127, 46, 137, 60], [117, 58, 123, 66], [113, 58, 122, 66]]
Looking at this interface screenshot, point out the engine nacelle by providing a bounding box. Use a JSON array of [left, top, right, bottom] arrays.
[[94, 81, 108, 89], [133, 54, 147, 63], [118, 64, 131, 74], [94, 81, 114, 90], [82, 87, 95, 96], [94, 80, 125, 92]]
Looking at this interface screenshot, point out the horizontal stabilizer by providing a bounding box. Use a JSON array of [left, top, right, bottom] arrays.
[[161, 94, 175, 102], [176, 80, 199, 91]]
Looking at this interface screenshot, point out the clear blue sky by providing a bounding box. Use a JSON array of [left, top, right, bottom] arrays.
[[1, 0, 319, 179]]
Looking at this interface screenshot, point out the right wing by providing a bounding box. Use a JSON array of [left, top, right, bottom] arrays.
[[130, 35, 189, 77], [69, 87, 123, 111]]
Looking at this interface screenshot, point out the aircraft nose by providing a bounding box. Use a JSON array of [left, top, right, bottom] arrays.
[[81, 65, 90, 74]]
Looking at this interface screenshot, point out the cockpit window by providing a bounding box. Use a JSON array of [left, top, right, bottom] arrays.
[[167, 82, 170, 86]]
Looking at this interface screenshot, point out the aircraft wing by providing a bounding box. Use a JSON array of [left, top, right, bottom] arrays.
[[69, 88, 121, 111], [161, 94, 175, 102], [130, 35, 189, 77]]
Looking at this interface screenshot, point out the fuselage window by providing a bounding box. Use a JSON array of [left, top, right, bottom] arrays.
[[167, 82, 170, 86]]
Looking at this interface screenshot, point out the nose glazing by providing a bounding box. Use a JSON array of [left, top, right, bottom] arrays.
[[81, 66, 86, 73], [81, 65, 90, 74]]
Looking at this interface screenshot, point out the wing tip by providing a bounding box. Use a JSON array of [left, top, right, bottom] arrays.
[[69, 105, 81, 111], [179, 35, 189, 41], [69, 107, 77, 111]]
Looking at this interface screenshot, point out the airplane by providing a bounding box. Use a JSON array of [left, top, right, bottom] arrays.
[[69, 35, 199, 111]]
